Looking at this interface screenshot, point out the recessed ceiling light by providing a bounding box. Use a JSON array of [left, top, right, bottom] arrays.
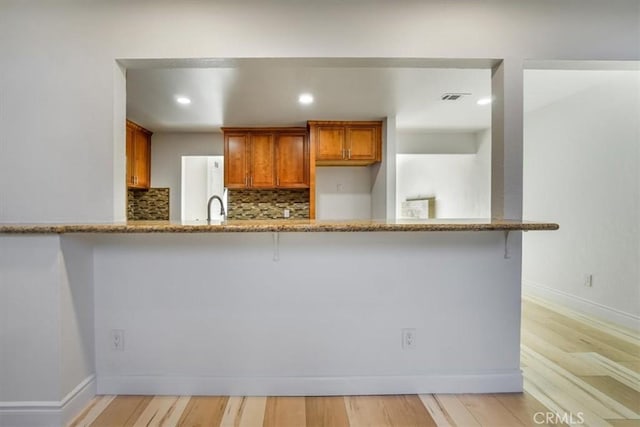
[[298, 93, 314, 105], [176, 96, 191, 105], [477, 97, 493, 106]]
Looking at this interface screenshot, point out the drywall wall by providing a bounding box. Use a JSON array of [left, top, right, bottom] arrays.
[[371, 116, 396, 219], [316, 167, 372, 220], [397, 154, 476, 218], [522, 70, 640, 327], [0, 235, 96, 427], [59, 236, 95, 396], [0, 0, 638, 223], [93, 231, 523, 395], [397, 132, 478, 154], [0, 236, 62, 402], [150, 132, 223, 221], [473, 128, 492, 217], [396, 130, 491, 218], [113, 63, 127, 221]]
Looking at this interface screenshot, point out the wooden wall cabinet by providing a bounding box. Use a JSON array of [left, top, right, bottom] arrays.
[[222, 127, 309, 189], [308, 120, 382, 166], [275, 133, 308, 188], [224, 133, 250, 188], [126, 120, 152, 190]]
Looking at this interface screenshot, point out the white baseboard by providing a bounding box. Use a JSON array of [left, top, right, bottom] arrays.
[[523, 279, 640, 331], [97, 371, 523, 396], [0, 375, 96, 427]]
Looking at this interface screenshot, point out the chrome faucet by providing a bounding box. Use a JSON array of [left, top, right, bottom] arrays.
[[207, 195, 226, 223]]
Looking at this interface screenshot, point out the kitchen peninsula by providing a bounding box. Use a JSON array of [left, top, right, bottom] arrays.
[[0, 219, 558, 234], [0, 89, 563, 419], [1, 218, 557, 399]]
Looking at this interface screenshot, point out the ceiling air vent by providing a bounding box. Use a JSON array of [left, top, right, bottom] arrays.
[[441, 93, 471, 101]]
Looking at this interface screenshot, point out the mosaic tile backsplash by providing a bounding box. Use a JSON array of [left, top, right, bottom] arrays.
[[228, 189, 309, 220], [127, 188, 170, 220]]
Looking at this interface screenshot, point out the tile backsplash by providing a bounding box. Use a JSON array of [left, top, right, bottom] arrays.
[[127, 188, 170, 220], [228, 189, 309, 220]]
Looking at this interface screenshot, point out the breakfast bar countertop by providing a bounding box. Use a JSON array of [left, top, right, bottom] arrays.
[[0, 219, 559, 234]]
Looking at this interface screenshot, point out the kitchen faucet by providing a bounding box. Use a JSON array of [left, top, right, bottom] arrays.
[[207, 195, 226, 223]]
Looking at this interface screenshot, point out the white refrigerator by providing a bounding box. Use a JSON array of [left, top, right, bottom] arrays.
[[181, 156, 226, 221]]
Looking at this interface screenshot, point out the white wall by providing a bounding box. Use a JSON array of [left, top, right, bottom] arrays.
[[473, 129, 493, 217], [523, 71, 640, 328], [59, 237, 95, 396], [1, 0, 638, 223], [93, 231, 523, 395], [151, 132, 223, 221], [0, 236, 62, 402], [0, 235, 95, 427], [371, 116, 397, 220], [396, 131, 491, 218], [397, 132, 478, 154], [316, 167, 372, 220]]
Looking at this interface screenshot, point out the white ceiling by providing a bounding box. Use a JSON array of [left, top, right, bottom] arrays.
[[126, 59, 637, 134], [126, 60, 493, 133]]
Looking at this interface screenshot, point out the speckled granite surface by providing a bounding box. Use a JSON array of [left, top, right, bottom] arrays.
[[0, 219, 559, 234]]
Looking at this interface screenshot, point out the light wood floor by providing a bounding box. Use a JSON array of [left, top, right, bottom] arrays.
[[69, 296, 640, 427]]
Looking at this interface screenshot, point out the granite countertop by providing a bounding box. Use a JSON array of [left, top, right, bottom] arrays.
[[0, 219, 559, 234]]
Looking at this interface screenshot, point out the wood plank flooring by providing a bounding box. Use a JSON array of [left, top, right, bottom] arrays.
[[69, 296, 640, 427]]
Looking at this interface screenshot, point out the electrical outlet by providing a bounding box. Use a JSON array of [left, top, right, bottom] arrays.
[[402, 328, 416, 350], [584, 274, 593, 287], [111, 329, 124, 351], [283, 208, 290, 218]]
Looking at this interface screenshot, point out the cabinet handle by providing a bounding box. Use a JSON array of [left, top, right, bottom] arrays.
[[341, 148, 345, 159], [348, 149, 351, 159], [277, 177, 280, 186], [245, 176, 248, 186], [251, 176, 253, 187]]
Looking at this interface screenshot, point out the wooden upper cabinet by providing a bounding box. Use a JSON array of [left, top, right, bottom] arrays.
[[315, 126, 345, 162], [224, 134, 249, 188], [126, 125, 135, 186], [126, 120, 152, 189], [249, 133, 276, 188], [276, 133, 308, 188], [347, 126, 378, 161], [222, 127, 309, 189], [309, 120, 382, 166]]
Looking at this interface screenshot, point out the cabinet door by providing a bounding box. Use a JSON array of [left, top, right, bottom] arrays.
[[224, 134, 249, 188], [346, 126, 378, 162], [315, 126, 345, 161], [276, 133, 308, 188], [133, 129, 151, 189], [249, 133, 275, 188], [126, 124, 135, 186]]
